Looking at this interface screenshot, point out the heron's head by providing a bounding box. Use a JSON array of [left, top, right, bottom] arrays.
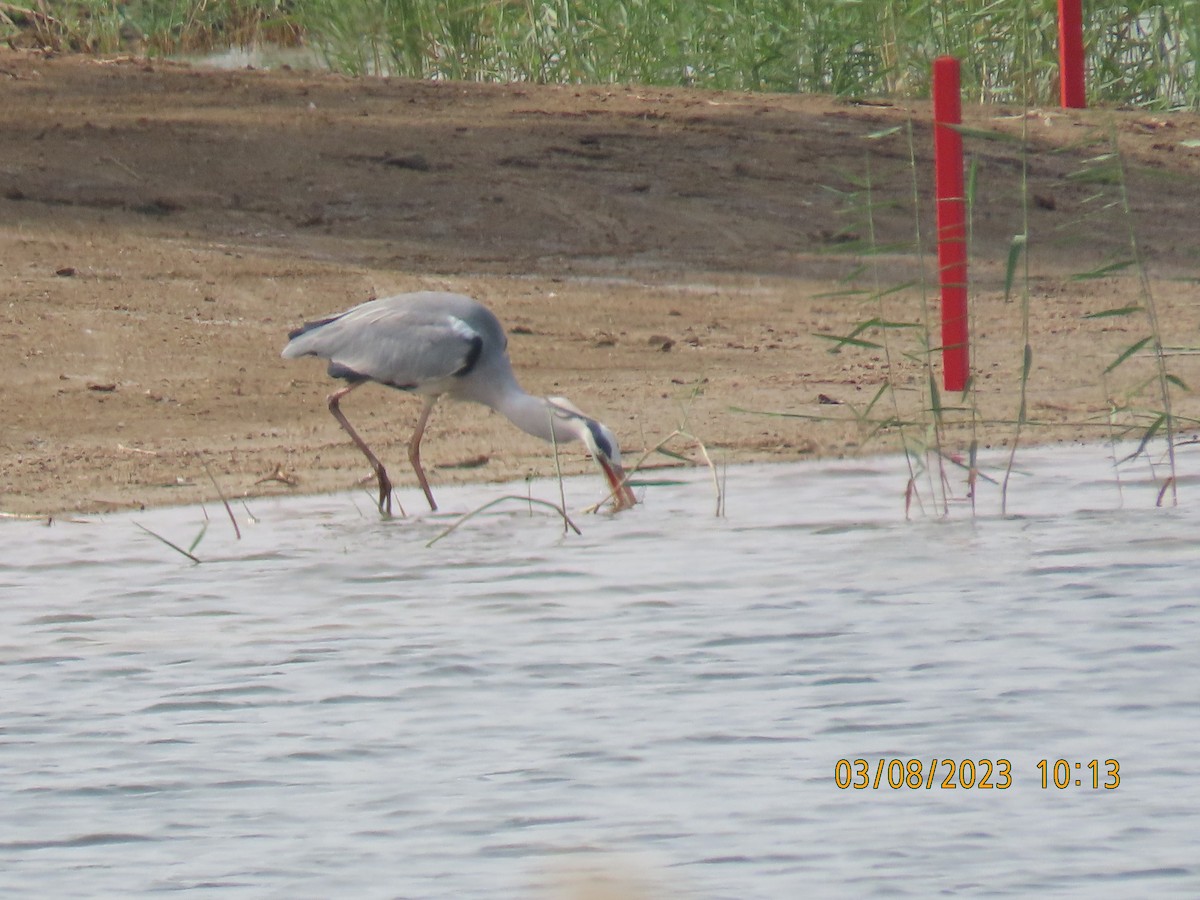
[[547, 398, 637, 511]]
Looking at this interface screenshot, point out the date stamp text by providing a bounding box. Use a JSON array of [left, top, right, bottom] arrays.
[[833, 758, 1120, 790]]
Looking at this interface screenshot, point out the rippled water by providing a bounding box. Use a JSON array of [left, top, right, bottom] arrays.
[[3, 445, 1199, 897]]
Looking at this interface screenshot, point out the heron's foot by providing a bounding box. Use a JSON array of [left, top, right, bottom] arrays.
[[582, 491, 637, 515], [611, 493, 637, 513], [375, 466, 395, 518]]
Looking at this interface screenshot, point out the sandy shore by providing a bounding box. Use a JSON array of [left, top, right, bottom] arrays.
[[2, 49, 1198, 516]]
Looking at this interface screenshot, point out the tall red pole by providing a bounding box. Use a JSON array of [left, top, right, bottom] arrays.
[[1058, 0, 1086, 108], [932, 56, 968, 393]]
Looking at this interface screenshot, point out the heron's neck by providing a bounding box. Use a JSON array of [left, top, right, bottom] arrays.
[[491, 387, 577, 445]]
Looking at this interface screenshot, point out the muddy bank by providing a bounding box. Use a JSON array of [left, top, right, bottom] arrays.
[[2, 49, 1198, 515]]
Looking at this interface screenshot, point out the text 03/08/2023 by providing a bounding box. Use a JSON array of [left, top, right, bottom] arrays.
[[834, 759, 1013, 790], [833, 758, 1121, 790]]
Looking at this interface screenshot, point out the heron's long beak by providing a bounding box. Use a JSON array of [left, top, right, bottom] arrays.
[[597, 455, 637, 511]]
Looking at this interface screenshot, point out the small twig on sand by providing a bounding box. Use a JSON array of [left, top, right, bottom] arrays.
[[101, 155, 141, 181], [255, 463, 299, 486], [0, 511, 72, 524], [427, 495, 581, 547]]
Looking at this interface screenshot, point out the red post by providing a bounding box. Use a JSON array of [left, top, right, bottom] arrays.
[[932, 56, 969, 393], [1057, 0, 1086, 108]]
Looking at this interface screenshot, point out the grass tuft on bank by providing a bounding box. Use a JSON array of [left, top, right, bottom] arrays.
[[3, 1, 1196, 109]]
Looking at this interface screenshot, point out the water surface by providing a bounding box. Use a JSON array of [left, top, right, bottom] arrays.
[[2, 445, 1198, 897]]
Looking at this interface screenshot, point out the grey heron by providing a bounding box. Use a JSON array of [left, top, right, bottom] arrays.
[[282, 291, 636, 515]]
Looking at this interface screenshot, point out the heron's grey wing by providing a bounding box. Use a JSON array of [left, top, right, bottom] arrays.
[[283, 302, 482, 390]]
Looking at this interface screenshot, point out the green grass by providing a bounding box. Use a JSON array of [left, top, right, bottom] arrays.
[[744, 104, 1192, 514], [2, 0, 299, 55], [4, 1, 1197, 108], [289, 0, 1200, 109]]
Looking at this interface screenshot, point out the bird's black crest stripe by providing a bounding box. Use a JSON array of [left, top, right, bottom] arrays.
[[327, 361, 369, 383], [585, 419, 613, 459], [288, 314, 343, 341], [454, 335, 485, 378]]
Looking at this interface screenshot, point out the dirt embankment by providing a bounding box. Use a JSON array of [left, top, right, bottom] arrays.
[[2, 49, 1198, 516]]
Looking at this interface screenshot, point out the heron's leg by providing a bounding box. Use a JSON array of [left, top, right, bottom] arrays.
[[408, 395, 439, 512], [327, 383, 395, 517]]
